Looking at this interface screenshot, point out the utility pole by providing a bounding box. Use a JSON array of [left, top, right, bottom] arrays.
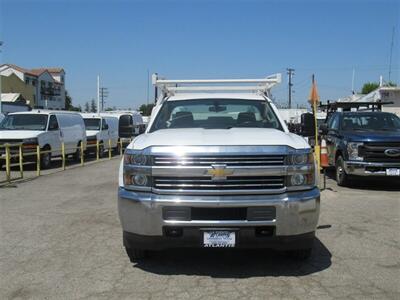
[[99, 87, 108, 111], [287, 68, 295, 109], [388, 26, 395, 82], [146, 69, 150, 105], [97, 75, 100, 115]]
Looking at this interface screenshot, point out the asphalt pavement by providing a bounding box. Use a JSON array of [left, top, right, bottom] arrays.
[[0, 158, 399, 299]]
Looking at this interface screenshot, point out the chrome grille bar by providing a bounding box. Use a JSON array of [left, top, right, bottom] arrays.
[[154, 155, 285, 166]]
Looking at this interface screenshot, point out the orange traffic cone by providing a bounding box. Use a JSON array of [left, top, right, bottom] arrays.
[[320, 139, 329, 168]]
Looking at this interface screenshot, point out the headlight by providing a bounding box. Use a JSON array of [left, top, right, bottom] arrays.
[[23, 138, 38, 145], [290, 173, 305, 186], [123, 150, 152, 191], [289, 152, 313, 165], [347, 142, 363, 161], [124, 152, 150, 166]]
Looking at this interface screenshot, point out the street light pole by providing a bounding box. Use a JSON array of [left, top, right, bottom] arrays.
[[0, 41, 3, 114]]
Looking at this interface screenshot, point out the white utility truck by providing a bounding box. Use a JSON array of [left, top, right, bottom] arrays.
[[0, 110, 86, 169], [118, 74, 320, 262], [81, 113, 119, 156]]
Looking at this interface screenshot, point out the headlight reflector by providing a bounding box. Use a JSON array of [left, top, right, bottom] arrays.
[[290, 173, 306, 186], [347, 142, 363, 161]]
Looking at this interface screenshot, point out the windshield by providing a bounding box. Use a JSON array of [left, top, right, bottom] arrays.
[[150, 99, 283, 132], [0, 114, 48, 131], [342, 113, 400, 131], [84, 118, 101, 130]]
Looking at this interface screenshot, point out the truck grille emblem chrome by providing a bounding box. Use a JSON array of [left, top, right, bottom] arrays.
[[207, 164, 234, 180], [384, 149, 400, 157]]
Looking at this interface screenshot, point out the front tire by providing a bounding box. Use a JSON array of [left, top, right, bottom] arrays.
[[73, 142, 82, 162], [40, 151, 52, 169], [335, 156, 350, 186]]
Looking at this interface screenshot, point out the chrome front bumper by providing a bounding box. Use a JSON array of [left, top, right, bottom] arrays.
[[344, 161, 400, 176], [118, 187, 320, 237]]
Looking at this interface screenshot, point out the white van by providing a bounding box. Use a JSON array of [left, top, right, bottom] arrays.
[[0, 110, 86, 169], [81, 113, 119, 157], [0, 113, 4, 124], [101, 111, 145, 143]]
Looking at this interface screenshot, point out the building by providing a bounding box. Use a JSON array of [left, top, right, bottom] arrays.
[[1, 72, 35, 106], [0, 64, 66, 110], [0, 93, 31, 113], [337, 85, 400, 116]]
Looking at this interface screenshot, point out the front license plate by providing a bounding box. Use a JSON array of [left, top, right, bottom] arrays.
[[386, 168, 400, 176], [203, 231, 235, 248]]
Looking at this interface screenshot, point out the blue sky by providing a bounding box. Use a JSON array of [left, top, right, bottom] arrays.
[[1, 0, 399, 109]]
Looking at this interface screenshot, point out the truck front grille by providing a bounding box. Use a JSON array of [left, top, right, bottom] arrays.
[[360, 142, 400, 163], [153, 176, 285, 191], [154, 155, 285, 166]]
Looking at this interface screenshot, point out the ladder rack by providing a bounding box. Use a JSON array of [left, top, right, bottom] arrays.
[[152, 73, 282, 102]]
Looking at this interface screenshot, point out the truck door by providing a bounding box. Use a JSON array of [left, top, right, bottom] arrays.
[[326, 113, 340, 165], [47, 115, 62, 156]]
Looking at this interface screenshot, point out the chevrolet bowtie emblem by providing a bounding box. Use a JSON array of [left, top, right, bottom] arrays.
[[207, 164, 234, 180]]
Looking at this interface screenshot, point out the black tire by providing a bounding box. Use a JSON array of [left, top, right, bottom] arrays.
[[40, 148, 52, 169], [0, 161, 3, 170], [125, 247, 147, 263], [335, 156, 350, 187], [98, 143, 104, 158], [286, 248, 312, 260], [73, 142, 82, 162]]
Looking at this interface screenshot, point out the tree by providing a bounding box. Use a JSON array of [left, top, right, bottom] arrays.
[[139, 103, 155, 116], [84, 102, 90, 112], [65, 90, 73, 110], [90, 99, 97, 113], [361, 82, 379, 94]]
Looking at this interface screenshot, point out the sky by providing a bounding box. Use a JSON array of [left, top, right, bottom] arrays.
[[1, 0, 399, 109]]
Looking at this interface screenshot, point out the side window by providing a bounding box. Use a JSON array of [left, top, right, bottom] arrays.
[[48, 115, 59, 131], [329, 114, 340, 130], [102, 119, 108, 130]]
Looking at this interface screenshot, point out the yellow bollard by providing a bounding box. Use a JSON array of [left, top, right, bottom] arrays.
[[36, 145, 41, 176], [61, 142, 66, 170], [108, 139, 112, 160], [5, 144, 11, 183], [96, 140, 100, 161], [80, 142, 84, 166], [19, 145, 23, 179]]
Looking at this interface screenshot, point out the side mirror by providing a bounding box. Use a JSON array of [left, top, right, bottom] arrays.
[[319, 123, 328, 135], [300, 113, 315, 137], [103, 124, 109, 130]]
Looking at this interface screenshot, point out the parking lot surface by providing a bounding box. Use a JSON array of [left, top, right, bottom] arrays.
[[1, 159, 399, 299]]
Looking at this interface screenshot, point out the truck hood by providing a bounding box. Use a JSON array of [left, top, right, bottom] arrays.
[[0, 130, 43, 140], [344, 130, 400, 142], [130, 128, 309, 150]]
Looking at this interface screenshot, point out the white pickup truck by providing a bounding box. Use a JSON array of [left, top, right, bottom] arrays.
[[118, 74, 320, 262]]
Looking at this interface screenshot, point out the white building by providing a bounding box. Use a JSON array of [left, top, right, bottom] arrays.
[[337, 86, 400, 116], [0, 64, 66, 110]]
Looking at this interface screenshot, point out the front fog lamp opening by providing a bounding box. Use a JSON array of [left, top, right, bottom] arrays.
[[290, 174, 306, 186], [133, 174, 148, 186]]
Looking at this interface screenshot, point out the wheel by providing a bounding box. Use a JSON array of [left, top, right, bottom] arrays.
[[98, 143, 104, 158], [125, 247, 147, 263], [73, 143, 82, 162], [114, 143, 121, 155], [335, 156, 350, 186], [40, 150, 52, 169], [286, 248, 312, 260]]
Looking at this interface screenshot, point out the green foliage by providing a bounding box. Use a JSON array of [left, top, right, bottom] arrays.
[[90, 99, 97, 113], [361, 82, 379, 94], [139, 103, 155, 116], [64, 90, 82, 111], [84, 102, 90, 112]]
